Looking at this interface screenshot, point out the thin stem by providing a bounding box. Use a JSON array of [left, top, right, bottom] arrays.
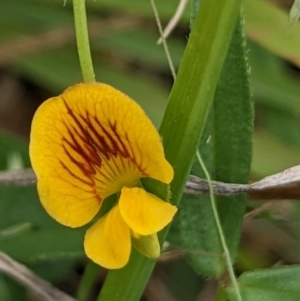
[[72, 0, 95, 82], [149, 0, 177, 81], [76, 261, 99, 301], [196, 151, 242, 301], [157, 0, 188, 44]]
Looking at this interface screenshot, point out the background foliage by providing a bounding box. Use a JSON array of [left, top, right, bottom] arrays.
[[1, 0, 300, 300]]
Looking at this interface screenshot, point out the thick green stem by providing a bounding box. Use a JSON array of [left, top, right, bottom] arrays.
[[72, 0, 95, 82], [96, 0, 240, 300], [76, 261, 99, 301]]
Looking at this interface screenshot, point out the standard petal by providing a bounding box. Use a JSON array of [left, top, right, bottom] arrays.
[[84, 205, 131, 269], [30, 82, 173, 226], [119, 187, 178, 236], [30, 96, 101, 227], [60, 83, 174, 186]]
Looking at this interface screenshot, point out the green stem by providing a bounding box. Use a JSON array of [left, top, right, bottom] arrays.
[[73, 2, 97, 298], [196, 151, 242, 301], [96, 249, 155, 301], [76, 261, 99, 301], [149, 0, 176, 80], [72, 0, 95, 82], [97, 0, 240, 300]]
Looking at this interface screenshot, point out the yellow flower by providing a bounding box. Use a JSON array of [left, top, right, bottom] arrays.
[[29, 82, 177, 269]]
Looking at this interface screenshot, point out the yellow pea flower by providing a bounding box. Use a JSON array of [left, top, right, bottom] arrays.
[[29, 82, 177, 269]]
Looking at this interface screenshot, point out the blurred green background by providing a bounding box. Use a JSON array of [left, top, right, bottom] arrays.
[[1, 0, 300, 300]]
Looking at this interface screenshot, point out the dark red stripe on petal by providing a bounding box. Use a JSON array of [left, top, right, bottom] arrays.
[[62, 99, 101, 167], [60, 160, 93, 187], [62, 138, 95, 177], [59, 97, 148, 198], [85, 114, 112, 159], [107, 120, 131, 158]]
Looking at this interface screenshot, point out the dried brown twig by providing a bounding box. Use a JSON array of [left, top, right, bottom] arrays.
[[2, 165, 300, 200], [0, 168, 36, 186], [0, 18, 137, 65], [0, 252, 78, 301], [186, 165, 300, 200]]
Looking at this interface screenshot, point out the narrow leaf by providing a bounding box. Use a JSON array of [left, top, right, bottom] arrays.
[[179, 17, 253, 277], [244, 0, 300, 68]]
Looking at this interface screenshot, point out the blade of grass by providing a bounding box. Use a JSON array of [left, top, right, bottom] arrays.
[[97, 0, 240, 300], [76, 261, 99, 301], [155, 7, 246, 299]]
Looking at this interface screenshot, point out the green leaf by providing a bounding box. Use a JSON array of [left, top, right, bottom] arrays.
[[179, 17, 253, 277], [247, 41, 300, 148], [248, 41, 300, 117], [14, 47, 168, 127], [0, 186, 85, 262], [0, 0, 72, 42], [0, 276, 11, 301], [28, 0, 192, 21], [228, 266, 300, 301], [0, 131, 30, 170], [94, 29, 185, 70], [0, 131, 85, 262], [252, 131, 300, 177], [0, 276, 25, 301], [244, 0, 300, 68]]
